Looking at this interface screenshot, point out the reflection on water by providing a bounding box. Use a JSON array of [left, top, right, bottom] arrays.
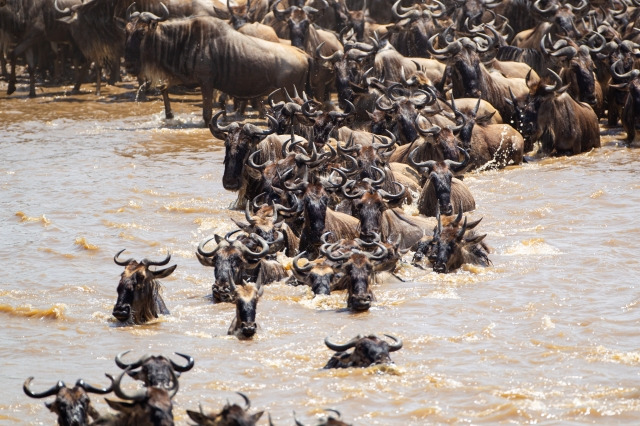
[[1, 83, 640, 425]]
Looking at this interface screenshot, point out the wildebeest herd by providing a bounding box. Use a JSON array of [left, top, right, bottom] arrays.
[[5, 0, 640, 423]]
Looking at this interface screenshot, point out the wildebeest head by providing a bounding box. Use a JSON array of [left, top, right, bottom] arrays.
[[291, 250, 337, 296], [521, 68, 565, 140], [105, 367, 178, 426], [232, 198, 293, 254], [294, 408, 352, 426], [209, 111, 278, 191], [324, 242, 389, 311], [186, 392, 264, 425], [532, 0, 588, 40], [112, 250, 176, 324], [228, 282, 263, 339], [429, 207, 488, 273], [410, 143, 468, 216], [415, 116, 466, 164], [23, 375, 113, 426], [196, 231, 270, 303], [349, 184, 406, 237], [541, 34, 601, 106], [375, 84, 434, 144], [302, 100, 355, 145], [324, 334, 402, 368], [227, 0, 252, 29], [428, 34, 486, 99], [115, 351, 194, 389], [122, 2, 170, 76]]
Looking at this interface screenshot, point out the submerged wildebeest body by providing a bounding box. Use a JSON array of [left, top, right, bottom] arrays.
[[23, 375, 113, 425], [324, 334, 403, 368], [416, 208, 491, 273], [123, 8, 311, 124], [112, 250, 176, 325], [100, 367, 179, 426], [196, 231, 270, 303], [228, 282, 263, 339], [187, 392, 264, 426], [115, 351, 194, 389]]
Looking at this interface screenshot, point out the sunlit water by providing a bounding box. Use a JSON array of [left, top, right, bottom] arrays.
[[1, 80, 640, 425]]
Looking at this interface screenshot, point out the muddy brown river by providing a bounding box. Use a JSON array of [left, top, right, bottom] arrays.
[[1, 79, 640, 425]]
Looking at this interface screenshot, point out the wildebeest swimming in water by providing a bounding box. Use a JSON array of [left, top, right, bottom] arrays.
[[111, 249, 177, 325], [23, 374, 114, 425], [114, 350, 194, 389], [99, 366, 179, 425], [323, 334, 403, 368], [186, 392, 264, 425]]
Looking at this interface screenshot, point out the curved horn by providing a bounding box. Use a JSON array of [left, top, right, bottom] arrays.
[[247, 149, 268, 171], [244, 201, 258, 226], [444, 145, 469, 172], [23, 378, 65, 399], [75, 374, 114, 395], [378, 181, 406, 202], [427, 34, 462, 58], [197, 236, 219, 257], [610, 60, 640, 82], [408, 146, 436, 170], [114, 249, 134, 266], [113, 368, 147, 401], [140, 2, 169, 22], [115, 350, 151, 370], [209, 110, 238, 136], [170, 352, 194, 372], [392, 0, 420, 20], [543, 68, 562, 93], [324, 336, 359, 352], [384, 334, 403, 352], [142, 252, 171, 267], [316, 41, 344, 62], [240, 233, 270, 259], [54, 0, 72, 15], [126, 3, 139, 21], [292, 251, 313, 273], [375, 95, 396, 112]]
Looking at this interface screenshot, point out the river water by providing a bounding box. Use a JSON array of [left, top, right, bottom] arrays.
[[1, 80, 640, 425]]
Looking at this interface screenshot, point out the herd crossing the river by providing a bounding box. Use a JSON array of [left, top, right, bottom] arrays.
[[4, 0, 639, 423]]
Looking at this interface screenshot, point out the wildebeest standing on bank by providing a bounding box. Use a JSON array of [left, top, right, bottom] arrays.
[[112, 249, 176, 324], [121, 3, 311, 125]]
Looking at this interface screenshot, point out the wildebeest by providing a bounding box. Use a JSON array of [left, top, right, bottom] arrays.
[[290, 250, 338, 295], [100, 367, 178, 426], [209, 112, 282, 208], [417, 207, 491, 273], [521, 69, 600, 155], [186, 392, 264, 425], [410, 147, 476, 217], [323, 334, 402, 368], [323, 241, 388, 311], [196, 231, 269, 303], [228, 282, 263, 339], [112, 249, 176, 325], [114, 350, 194, 389], [23, 375, 113, 425], [294, 408, 352, 426], [122, 4, 311, 124], [609, 61, 640, 143]]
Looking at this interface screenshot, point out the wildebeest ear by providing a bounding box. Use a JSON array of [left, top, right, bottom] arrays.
[[214, 234, 223, 244], [195, 252, 215, 267], [186, 410, 210, 423], [149, 21, 158, 31], [152, 264, 177, 279], [57, 15, 75, 24], [114, 17, 127, 32], [252, 411, 265, 422], [464, 233, 486, 245], [476, 111, 496, 125], [257, 285, 264, 298], [45, 401, 55, 411]]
